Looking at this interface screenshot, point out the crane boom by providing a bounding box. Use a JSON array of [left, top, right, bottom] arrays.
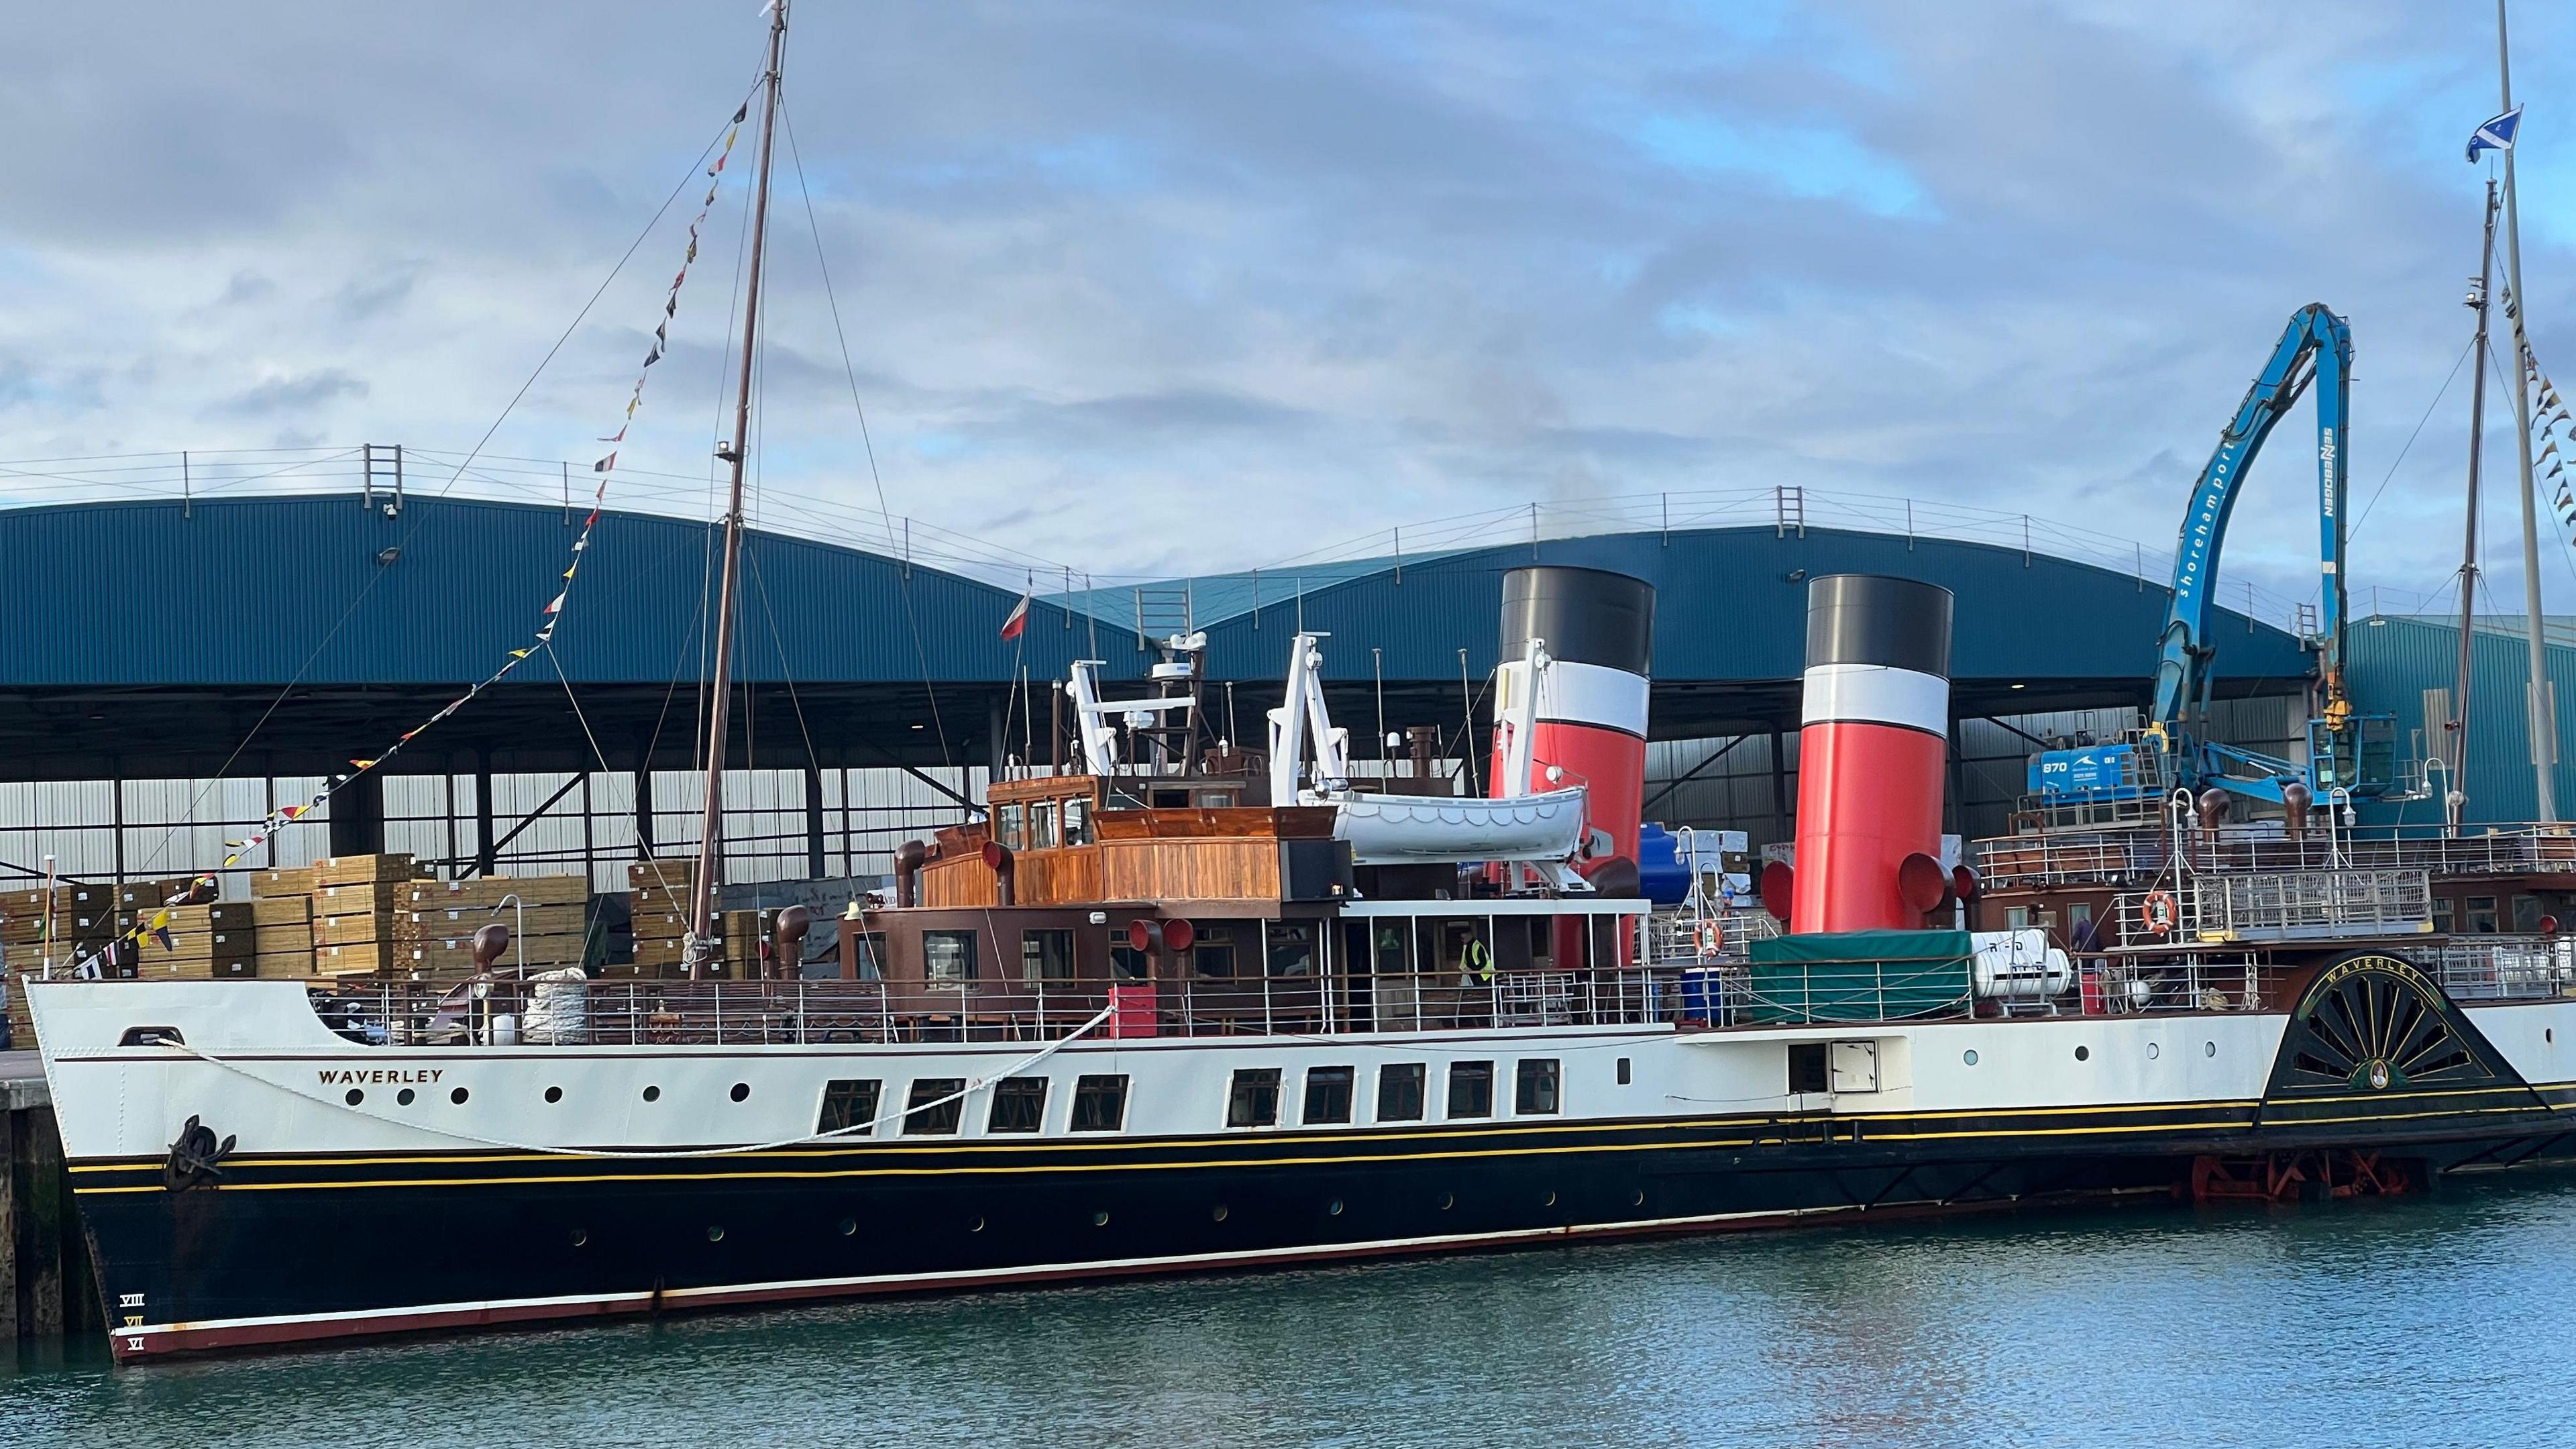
[[2151, 303, 2353, 731]]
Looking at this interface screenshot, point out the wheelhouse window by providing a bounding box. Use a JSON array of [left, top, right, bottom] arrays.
[[1022, 928, 1075, 982], [848, 931, 888, 981], [1447, 1061, 1494, 1119], [987, 1077, 1047, 1134], [818, 1079, 882, 1134], [1265, 921, 1318, 977], [1227, 1068, 1282, 1128], [1193, 926, 1237, 979], [1070, 1074, 1129, 1132], [904, 1078, 966, 1135], [924, 930, 979, 981], [1515, 1059, 1560, 1116], [997, 802, 1025, 850], [1027, 801, 1059, 849], [1062, 798, 1091, 845], [1303, 1065, 1355, 1125], [1377, 1063, 1426, 1122]]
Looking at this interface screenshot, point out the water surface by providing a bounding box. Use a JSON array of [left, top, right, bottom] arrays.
[[8, 1176, 2574, 1448]]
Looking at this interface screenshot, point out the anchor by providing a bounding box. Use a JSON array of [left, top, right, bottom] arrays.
[[163, 1115, 236, 1191]]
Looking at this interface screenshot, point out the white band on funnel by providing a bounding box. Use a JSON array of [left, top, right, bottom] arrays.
[[1500, 657, 1650, 737], [1800, 662, 1947, 736]]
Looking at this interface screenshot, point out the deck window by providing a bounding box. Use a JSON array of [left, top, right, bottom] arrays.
[[1110, 945, 1150, 981], [817, 1079, 882, 1135], [848, 931, 888, 981], [1021, 928, 1075, 982], [1788, 1043, 1829, 1095], [1303, 1065, 1355, 1125], [2514, 894, 2544, 933], [1265, 921, 1318, 977], [1193, 926, 1237, 979], [924, 930, 979, 981], [1227, 1068, 1283, 1128], [1070, 1074, 1129, 1132], [1515, 1059, 1561, 1116], [987, 1077, 1047, 1134], [904, 1078, 966, 1135], [1446, 1061, 1494, 1119], [1377, 1063, 1426, 1122], [2433, 897, 2457, 934], [2468, 896, 2500, 934]]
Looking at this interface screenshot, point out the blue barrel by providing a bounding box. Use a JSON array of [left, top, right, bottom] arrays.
[[1680, 966, 1725, 1025], [1637, 822, 1691, 905]]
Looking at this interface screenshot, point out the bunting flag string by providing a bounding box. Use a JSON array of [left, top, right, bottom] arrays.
[[2518, 331, 2576, 542], [64, 98, 755, 977]]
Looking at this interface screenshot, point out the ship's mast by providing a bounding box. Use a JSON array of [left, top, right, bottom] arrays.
[[2451, 180, 2501, 831], [688, 0, 790, 977], [2496, 0, 2558, 822]]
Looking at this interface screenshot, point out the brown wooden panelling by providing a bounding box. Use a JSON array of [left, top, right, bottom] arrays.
[[1093, 806, 1334, 841], [919, 857, 1000, 910], [1014, 847, 1102, 905], [1099, 839, 1280, 902]]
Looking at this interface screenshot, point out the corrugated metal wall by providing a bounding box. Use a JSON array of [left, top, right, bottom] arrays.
[[2346, 614, 2576, 824]]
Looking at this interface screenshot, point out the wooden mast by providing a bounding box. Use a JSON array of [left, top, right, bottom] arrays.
[[688, 0, 790, 977]]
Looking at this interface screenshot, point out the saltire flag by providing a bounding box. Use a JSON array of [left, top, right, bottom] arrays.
[[2469, 105, 2524, 162], [1000, 590, 1031, 641]]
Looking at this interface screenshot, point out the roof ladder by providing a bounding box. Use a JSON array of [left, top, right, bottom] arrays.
[[1774, 484, 1805, 538], [1132, 581, 1193, 651], [363, 443, 404, 517]]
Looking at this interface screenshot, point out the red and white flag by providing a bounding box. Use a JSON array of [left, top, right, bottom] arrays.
[[999, 591, 1030, 641]]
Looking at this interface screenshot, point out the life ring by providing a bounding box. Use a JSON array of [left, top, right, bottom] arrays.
[[2141, 890, 2178, 936], [1693, 919, 1724, 959]]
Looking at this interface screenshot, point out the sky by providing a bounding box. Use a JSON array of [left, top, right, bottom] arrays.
[[7, 1, 2576, 622]]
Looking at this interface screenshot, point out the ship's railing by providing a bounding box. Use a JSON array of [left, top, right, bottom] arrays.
[[1639, 907, 1780, 965], [301, 966, 1725, 1049], [2090, 953, 2282, 1014], [1981, 823, 2576, 891], [2415, 936, 2576, 1002], [2108, 869, 2433, 947]]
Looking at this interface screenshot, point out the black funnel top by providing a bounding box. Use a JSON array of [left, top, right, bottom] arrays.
[[1804, 574, 1952, 679], [1499, 566, 1655, 676]]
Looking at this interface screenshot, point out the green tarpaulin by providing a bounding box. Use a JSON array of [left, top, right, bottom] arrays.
[[1742, 929, 1974, 1024]]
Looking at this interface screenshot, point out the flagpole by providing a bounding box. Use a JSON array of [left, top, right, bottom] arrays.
[[2498, 0, 2558, 821], [2452, 179, 2501, 832], [687, 0, 789, 977]]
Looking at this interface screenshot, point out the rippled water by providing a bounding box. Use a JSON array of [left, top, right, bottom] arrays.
[[9, 1174, 2576, 1448]]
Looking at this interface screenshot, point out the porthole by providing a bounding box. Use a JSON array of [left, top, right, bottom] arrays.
[[1092, 1210, 1110, 1227], [344, 1088, 364, 1106], [838, 1218, 857, 1236], [1963, 1049, 1979, 1067], [397, 1087, 416, 1106], [2074, 1046, 2090, 1063], [570, 1228, 588, 1247], [969, 1216, 986, 1233], [1212, 1204, 1230, 1222], [1438, 1192, 1455, 1210], [451, 1086, 470, 1104], [730, 1082, 751, 1103], [2204, 1041, 2217, 1059], [2550, 1029, 2557, 1044], [1542, 1191, 1558, 1208], [2147, 1042, 2161, 1060], [706, 1225, 724, 1242], [643, 1085, 662, 1103], [1327, 1199, 1344, 1216], [545, 1085, 563, 1104]]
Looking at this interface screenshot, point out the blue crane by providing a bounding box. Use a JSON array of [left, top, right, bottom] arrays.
[[2031, 305, 2399, 812]]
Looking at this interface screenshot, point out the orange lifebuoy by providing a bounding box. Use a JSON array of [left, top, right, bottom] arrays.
[[2141, 890, 2178, 936], [1694, 920, 1724, 959]]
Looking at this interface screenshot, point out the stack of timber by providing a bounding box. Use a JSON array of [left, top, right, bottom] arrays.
[[308, 853, 425, 977], [128, 903, 258, 980], [1, 884, 117, 973], [624, 858, 698, 977], [396, 873, 592, 980]]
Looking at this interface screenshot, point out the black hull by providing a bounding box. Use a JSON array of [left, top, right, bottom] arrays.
[[74, 1094, 2576, 1360]]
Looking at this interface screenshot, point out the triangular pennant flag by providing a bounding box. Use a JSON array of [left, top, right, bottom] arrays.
[[545, 591, 568, 614], [509, 648, 532, 659], [599, 427, 627, 444], [595, 452, 618, 473], [733, 102, 749, 124]]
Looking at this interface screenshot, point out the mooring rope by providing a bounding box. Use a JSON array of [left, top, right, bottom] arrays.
[[129, 1002, 1116, 1161]]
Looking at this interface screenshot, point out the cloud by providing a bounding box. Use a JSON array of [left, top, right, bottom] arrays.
[[0, 0, 2570, 622]]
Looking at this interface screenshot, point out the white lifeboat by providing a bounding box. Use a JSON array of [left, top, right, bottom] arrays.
[[1314, 786, 1590, 865]]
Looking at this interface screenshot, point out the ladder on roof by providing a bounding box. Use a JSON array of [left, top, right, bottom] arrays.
[[363, 443, 404, 517], [1774, 484, 1805, 538], [1132, 581, 1193, 650]]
